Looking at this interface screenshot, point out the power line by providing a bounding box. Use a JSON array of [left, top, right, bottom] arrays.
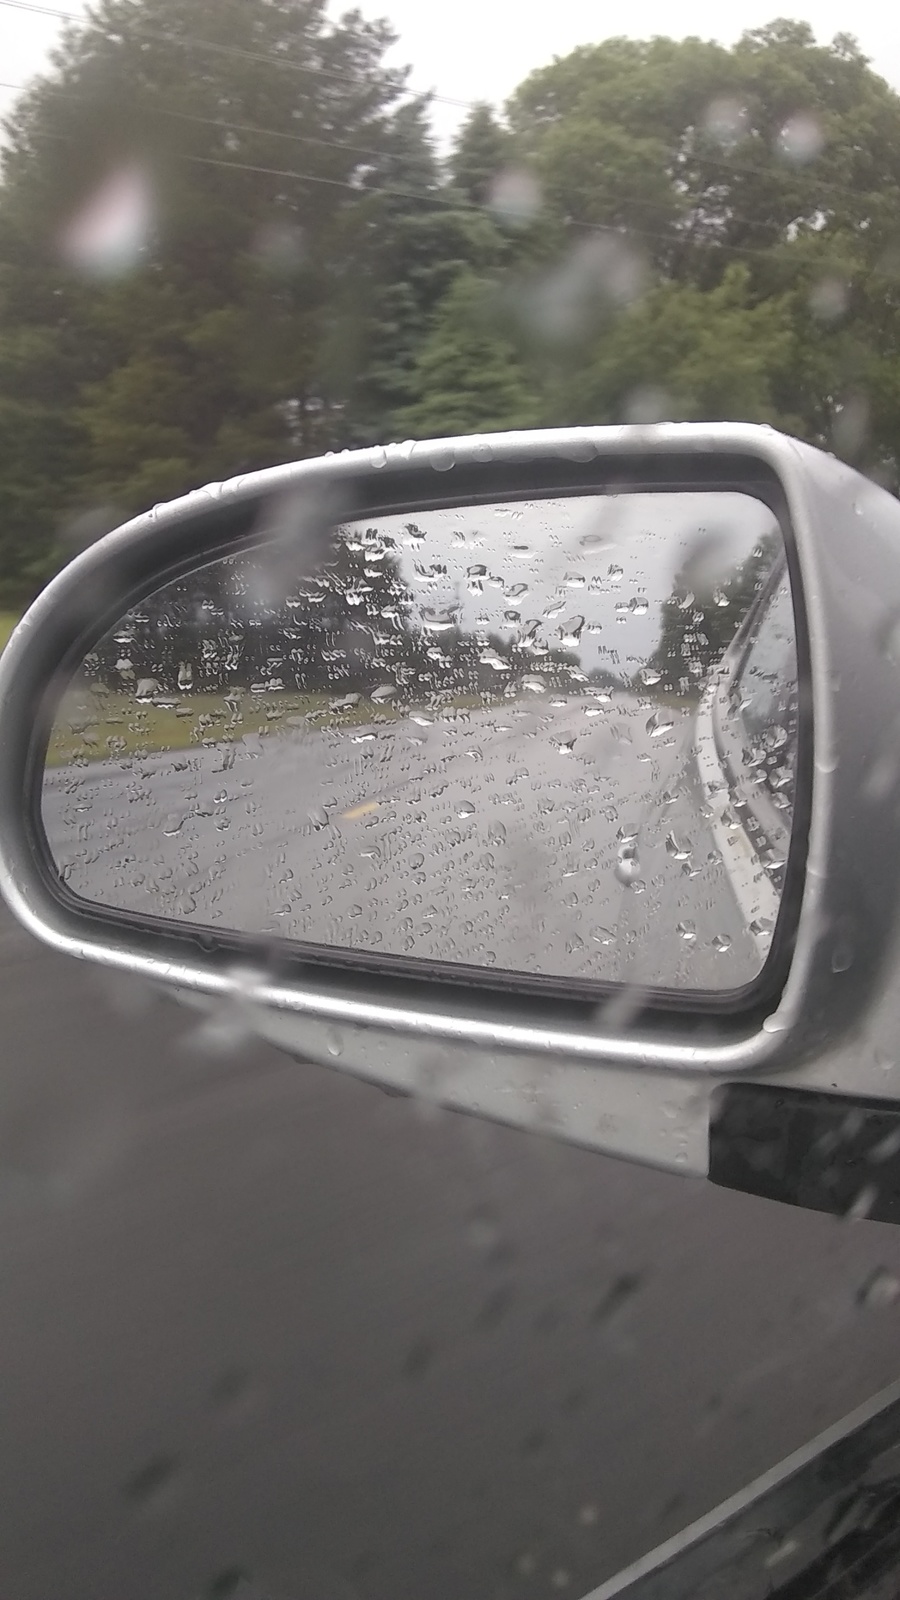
[[178, 152, 797, 261], [0, 76, 843, 245], [0, 0, 474, 111], [0, 95, 794, 258], [0, 113, 856, 265], [0, 0, 71, 16], [1, 0, 893, 214], [674, 146, 900, 207], [0, 78, 393, 163]]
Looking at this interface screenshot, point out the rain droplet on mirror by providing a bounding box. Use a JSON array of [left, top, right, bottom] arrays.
[[615, 845, 641, 887]]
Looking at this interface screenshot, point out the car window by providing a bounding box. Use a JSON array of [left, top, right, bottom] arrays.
[[4, 5, 900, 1600]]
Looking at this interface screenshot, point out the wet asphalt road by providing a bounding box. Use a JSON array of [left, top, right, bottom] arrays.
[[43, 695, 759, 992], [5, 907, 900, 1600]]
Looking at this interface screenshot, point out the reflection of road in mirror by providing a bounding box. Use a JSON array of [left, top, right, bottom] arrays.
[[41, 490, 795, 996]]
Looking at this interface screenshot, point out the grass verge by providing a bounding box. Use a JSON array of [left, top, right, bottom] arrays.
[[45, 687, 409, 765]]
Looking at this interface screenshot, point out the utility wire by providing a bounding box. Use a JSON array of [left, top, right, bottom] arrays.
[[0, 76, 848, 245], [0, 0, 473, 110], [0, 77, 393, 163], [180, 152, 801, 260], [0, 0, 892, 211]]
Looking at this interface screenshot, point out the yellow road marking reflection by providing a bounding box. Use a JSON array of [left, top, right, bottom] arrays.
[[341, 800, 380, 820]]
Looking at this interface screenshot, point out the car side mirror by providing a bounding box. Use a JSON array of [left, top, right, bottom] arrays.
[[2, 424, 900, 1220]]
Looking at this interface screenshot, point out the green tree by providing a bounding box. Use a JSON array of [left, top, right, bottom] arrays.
[[491, 25, 900, 461], [397, 272, 539, 438], [449, 104, 512, 207], [646, 531, 781, 694], [506, 25, 900, 277], [551, 263, 800, 428], [0, 0, 422, 600], [330, 99, 509, 442]]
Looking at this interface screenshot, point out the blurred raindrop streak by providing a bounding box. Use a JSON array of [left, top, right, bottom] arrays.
[[60, 163, 155, 278]]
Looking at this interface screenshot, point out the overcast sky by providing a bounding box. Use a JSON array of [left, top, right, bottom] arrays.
[[2, 0, 900, 147], [364, 491, 778, 672]]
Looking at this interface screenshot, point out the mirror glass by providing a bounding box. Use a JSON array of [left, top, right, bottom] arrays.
[[42, 490, 798, 995]]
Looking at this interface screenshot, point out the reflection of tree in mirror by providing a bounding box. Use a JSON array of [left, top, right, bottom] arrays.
[[86, 521, 611, 709], [88, 534, 423, 698], [642, 528, 782, 698]]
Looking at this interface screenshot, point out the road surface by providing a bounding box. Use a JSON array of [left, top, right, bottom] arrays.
[[3, 906, 900, 1599], [43, 693, 764, 994]]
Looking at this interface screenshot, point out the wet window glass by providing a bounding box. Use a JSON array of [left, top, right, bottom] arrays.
[[5, 4, 900, 1599]]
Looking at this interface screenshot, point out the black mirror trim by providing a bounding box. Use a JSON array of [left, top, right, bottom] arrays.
[[710, 1081, 900, 1223]]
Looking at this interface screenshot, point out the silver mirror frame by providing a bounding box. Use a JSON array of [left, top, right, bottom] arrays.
[[1, 424, 898, 1118]]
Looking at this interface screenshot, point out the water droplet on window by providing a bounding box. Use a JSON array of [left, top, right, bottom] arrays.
[[122, 1452, 181, 1506], [61, 162, 155, 278], [579, 529, 610, 553], [422, 608, 459, 632], [489, 166, 542, 227], [845, 1184, 878, 1222], [809, 276, 848, 322], [777, 111, 824, 164], [832, 941, 853, 974], [857, 1267, 900, 1309], [704, 95, 750, 149]]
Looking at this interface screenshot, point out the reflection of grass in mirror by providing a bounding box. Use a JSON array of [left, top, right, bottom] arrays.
[[0, 613, 19, 653], [45, 686, 494, 766]]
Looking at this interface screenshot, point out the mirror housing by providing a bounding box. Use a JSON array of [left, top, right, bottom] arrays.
[[3, 424, 900, 1209]]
